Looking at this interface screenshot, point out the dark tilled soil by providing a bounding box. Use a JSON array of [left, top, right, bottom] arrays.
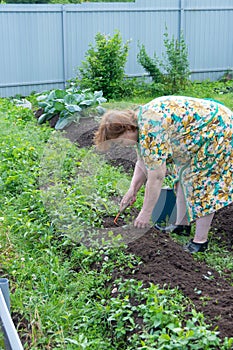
[[39, 114, 233, 340], [125, 228, 233, 340]]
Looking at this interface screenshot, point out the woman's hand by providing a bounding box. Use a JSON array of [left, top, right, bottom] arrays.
[[119, 159, 147, 212], [120, 189, 137, 211], [134, 210, 151, 228]]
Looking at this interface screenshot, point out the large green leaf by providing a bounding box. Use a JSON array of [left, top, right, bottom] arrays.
[[37, 101, 49, 109], [96, 97, 107, 104], [54, 89, 67, 99], [47, 90, 56, 100], [37, 94, 49, 102], [79, 99, 94, 106], [44, 104, 53, 113], [55, 115, 80, 130], [96, 106, 106, 115], [54, 101, 65, 112], [64, 94, 77, 105], [45, 107, 55, 114], [73, 94, 84, 104], [93, 90, 104, 99], [65, 105, 82, 113], [37, 113, 48, 124]]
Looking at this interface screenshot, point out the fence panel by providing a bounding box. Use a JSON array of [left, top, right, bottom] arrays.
[[184, 0, 233, 81], [0, 5, 65, 97], [0, 0, 232, 97]]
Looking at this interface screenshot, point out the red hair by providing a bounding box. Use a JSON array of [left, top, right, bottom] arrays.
[[94, 110, 138, 151]]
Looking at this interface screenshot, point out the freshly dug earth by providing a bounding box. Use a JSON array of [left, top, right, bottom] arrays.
[[44, 115, 233, 340], [126, 228, 233, 339]]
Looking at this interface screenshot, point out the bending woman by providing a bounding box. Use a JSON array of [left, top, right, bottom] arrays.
[[94, 96, 233, 253]]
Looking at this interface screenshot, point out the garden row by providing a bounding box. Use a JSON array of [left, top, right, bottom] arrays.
[[0, 81, 233, 348]]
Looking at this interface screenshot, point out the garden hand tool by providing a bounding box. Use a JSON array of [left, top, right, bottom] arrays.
[[114, 199, 133, 225]]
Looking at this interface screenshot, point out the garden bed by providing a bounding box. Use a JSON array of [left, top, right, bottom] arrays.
[[1, 83, 233, 348], [67, 115, 233, 340]]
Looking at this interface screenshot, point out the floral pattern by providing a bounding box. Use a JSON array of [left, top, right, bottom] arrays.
[[137, 96, 233, 221]]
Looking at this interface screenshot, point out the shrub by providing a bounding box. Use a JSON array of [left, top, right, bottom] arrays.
[[74, 31, 130, 100], [137, 43, 163, 84], [162, 29, 190, 92], [137, 28, 190, 94]]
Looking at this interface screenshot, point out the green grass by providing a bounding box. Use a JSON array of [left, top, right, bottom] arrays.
[[0, 84, 233, 349]]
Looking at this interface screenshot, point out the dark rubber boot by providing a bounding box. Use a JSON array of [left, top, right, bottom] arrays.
[[184, 239, 208, 253], [171, 225, 191, 236]]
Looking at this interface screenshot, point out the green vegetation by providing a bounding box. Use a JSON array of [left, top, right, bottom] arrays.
[[0, 83, 233, 348], [137, 29, 190, 94], [72, 31, 130, 100], [36, 87, 106, 129]]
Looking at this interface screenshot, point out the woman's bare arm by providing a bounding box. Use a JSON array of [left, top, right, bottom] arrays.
[[120, 159, 147, 210], [134, 162, 166, 228]]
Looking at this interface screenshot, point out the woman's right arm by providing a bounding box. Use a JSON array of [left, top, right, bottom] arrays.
[[130, 159, 147, 193], [120, 159, 147, 210]]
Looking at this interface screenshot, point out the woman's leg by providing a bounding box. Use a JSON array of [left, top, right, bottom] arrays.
[[175, 182, 189, 225], [193, 213, 215, 243]]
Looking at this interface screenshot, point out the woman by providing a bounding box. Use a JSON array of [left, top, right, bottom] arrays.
[[94, 96, 233, 253]]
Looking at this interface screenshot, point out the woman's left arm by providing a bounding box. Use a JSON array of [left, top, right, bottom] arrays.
[[134, 162, 166, 228]]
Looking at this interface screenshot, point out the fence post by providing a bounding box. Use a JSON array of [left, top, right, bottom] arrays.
[[0, 278, 11, 349], [61, 5, 68, 89], [179, 0, 185, 39], [0, 278, 24, 350], [0, 278, 10, 312]]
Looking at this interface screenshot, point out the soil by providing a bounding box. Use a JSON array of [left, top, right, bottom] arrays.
[[37, 113, 233, 340]]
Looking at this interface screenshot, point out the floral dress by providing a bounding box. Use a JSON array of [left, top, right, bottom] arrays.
[[137, 96, 233, 222]]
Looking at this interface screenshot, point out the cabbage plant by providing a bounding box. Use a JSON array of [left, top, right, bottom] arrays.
[[36, 86, 107, 130]]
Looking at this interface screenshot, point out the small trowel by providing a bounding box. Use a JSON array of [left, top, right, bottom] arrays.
[[114, 200, 133, 225]]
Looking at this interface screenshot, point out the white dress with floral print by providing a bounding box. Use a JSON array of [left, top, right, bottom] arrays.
[[137, 96, 233, 222]]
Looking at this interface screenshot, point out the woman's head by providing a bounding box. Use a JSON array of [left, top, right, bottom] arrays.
[[94, 109, 138, 151]]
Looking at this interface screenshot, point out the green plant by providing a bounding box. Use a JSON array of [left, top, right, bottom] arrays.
[[218, 69, 233, 83], [104, 279, 225, 349], [161, 29, 190, 92], [137, 28, 190, 94], [74, 31, 130, 100], [137, 43, 163, 83], [36, 87, 106, 129], [177, 80, 233, 107]]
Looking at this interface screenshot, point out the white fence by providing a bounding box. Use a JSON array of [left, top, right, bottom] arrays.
[[0, 0, 233, 97]]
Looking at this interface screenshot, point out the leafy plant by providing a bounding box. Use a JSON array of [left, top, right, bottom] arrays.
[[161, 29, 190, 92], [36, 86, 106, 130], [74, 31, 130, 100], [104, 279, 225, 349], [137, 43, 163, 83], [137, 28, 190, 93]]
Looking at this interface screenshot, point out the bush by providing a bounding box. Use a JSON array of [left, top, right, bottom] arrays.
[[73, 31, 130, 100], [162, 29, 190, 92], [137, 44, 163, 84], [137, 29, 190, 94]]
